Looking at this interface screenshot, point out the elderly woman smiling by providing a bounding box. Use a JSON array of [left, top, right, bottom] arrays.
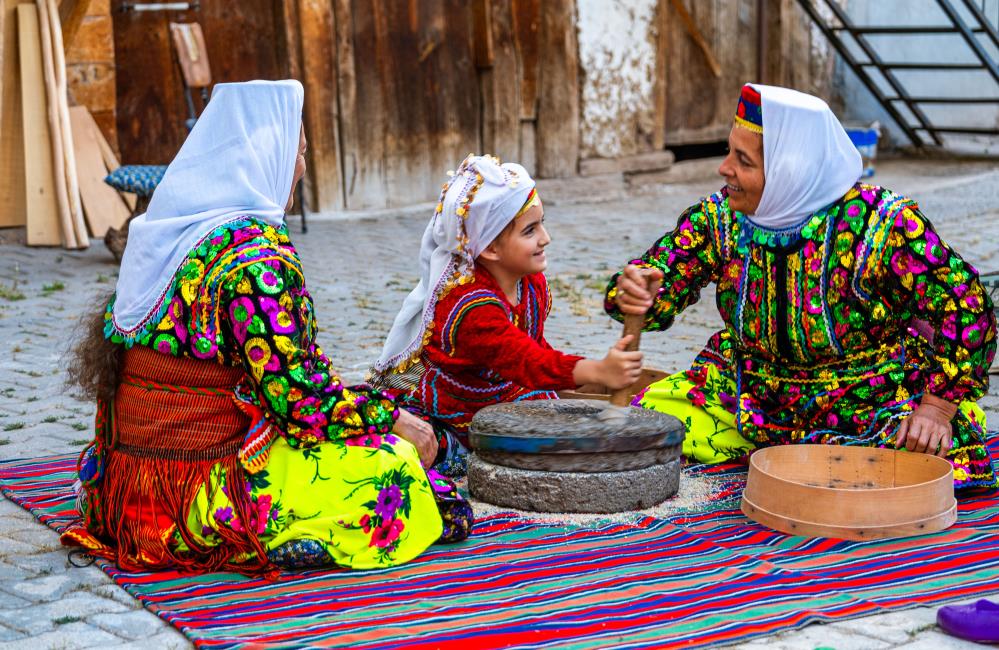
[[607, 83, 997, 492]]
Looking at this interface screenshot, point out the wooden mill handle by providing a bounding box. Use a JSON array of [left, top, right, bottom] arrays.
[[607, 274, 662, 408], [609, 313, 645, 407]]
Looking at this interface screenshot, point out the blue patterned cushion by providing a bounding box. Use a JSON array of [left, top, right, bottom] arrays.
[[104, 165, 168, 197]]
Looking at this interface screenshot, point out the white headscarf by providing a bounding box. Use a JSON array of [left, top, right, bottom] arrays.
[[747, 84, 862, 229], [110, 79, 304, 334], [374, 154, 536, 373]]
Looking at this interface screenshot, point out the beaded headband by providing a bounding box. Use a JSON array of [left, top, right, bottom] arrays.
[[734, 84, 763, 134]]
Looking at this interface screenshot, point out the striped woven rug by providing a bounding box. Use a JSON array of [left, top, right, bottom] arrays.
[[2, 439, 998, 649]]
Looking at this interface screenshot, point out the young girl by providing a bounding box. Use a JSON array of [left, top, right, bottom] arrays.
[[373, 154, 642, 476]]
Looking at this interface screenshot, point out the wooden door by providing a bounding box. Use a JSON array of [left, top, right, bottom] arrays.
[[335, 0, 480, 210], [664, 0, 760, 145], [112, 0, 287, 164]]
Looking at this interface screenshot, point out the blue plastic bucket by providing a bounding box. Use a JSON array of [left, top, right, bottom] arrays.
[[845, 124, 879, 178]]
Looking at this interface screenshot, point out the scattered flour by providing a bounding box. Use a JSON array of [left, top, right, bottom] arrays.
[[464, 466, 721, 527]]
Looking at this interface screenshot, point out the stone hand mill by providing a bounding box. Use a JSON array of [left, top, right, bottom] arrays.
[[467, 298, 685, 514]]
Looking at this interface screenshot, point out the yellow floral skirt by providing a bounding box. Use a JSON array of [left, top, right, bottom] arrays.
[[187, 435, 447, 569], [635, 365, 995, 491]]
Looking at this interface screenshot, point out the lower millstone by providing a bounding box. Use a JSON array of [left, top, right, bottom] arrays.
[[467, 454, 682, 514]]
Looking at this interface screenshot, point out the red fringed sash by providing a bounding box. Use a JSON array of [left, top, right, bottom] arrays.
[[60, 346, 277, 577]]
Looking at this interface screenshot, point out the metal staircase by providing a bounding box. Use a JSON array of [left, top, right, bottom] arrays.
[[797, 0, 999, 147]]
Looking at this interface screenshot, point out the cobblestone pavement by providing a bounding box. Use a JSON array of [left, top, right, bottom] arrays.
[[0, 158, 995, 648]]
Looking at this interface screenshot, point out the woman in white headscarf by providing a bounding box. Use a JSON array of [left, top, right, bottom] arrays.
[[607, 84, 997, 492], [62, 80, 471, 576]]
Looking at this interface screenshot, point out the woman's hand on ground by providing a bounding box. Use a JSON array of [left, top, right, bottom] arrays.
[[392, 410, 438, 469], [615, 265, 665, 316], [896, 394, 958, 457]]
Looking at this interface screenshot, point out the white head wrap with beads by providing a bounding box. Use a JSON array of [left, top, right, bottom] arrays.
[[374, 154, 536, 374]]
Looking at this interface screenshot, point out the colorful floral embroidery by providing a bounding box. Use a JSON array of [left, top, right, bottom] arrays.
[[609, 184, 997, 491]]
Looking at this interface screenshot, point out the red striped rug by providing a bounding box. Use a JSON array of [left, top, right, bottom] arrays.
[[2, 439, 998, 649]]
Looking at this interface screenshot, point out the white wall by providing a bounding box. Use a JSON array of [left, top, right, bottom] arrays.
[[576, 0, 659, 158], [835, 0, 999, 152]]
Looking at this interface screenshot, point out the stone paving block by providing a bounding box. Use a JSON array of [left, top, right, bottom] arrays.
[[2, 571, 95, 603], [0, 625, 24, 643], [84, 583, 142, 610], [893, 629, 988, 649], [0, 620, 123, 649], [0, 591, 128, 634], [8, 525, 63, 551], [0, 535, 44, 557], [0, 592, 30, 611], [826, 607, 940, 644], [0, 561, 32, 583], [89, 609, 177, 640], [111, 629, 191, 649], [755, 623, 892, 650], [5, 549, 76, 576]]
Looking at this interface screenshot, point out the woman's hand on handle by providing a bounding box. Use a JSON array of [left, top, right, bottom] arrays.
[[392, 409, 439, 469], [895, 394, 957, 457], [615, 265, 665, 316]]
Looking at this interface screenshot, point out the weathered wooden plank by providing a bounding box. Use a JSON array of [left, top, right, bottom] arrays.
[[662, 0, 760, 145], [0, 0, 29, 228], [296, 0, 342, 212], [579, 150, 675, 177], [480, 0, 520, 162], [168, 22, 211, 88], [664, 0, 717, 140], [45, 0, 89, 247], [419, 0, 479, 199], [337, 0, 386, 209], [58, 0, 90, 47], [668, 0, 720, 77], [511, 0, 540, 120], [65, 0, 115, 152], [387, 0, 439, 204], [64, 11, 105, 61], [471, 0, 493, 68], [69, 105, 129, 236], [652, 0, 668, 150], [535, 0, 578, 178], [19, 3, 63, 245], [340, 0, 479, 210], [518, 119, 536, 174]]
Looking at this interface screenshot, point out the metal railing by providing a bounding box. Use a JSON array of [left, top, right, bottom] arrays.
[[796, 0, 999, 147]]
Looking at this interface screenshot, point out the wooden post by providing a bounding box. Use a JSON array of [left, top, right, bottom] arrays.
[[35, 0, 80, 247], [297, 0, 344, 212], [70, 106, 130, 236], [511, 0, 540, 121], [18, 3, 62, 246], [535, 0, 578, 178], [57, 0, 88, 47], [46, 0, 88, 245], [471, 0, 494, 69], [652, 0, 669, 150], [479, 0, 520, 162], [0, 0, 28, 228]]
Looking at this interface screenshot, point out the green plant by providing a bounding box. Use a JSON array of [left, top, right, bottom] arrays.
[[0, 283, 25, 301]]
